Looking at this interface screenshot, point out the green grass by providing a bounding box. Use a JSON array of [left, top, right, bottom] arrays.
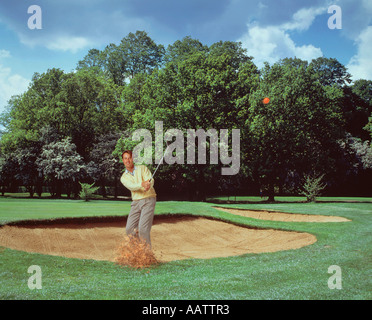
[[207, 195, 372, 203], [0, 196, 371, 300], [0, 197, 132, 224]]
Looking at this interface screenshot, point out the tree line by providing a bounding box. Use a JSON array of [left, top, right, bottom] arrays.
[[0, 31, 371, 201]]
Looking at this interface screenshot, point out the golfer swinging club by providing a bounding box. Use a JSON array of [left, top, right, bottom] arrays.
[[120, 150, 156, 247]]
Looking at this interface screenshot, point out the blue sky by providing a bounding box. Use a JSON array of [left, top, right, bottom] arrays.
[[0, 0, 371, 115]]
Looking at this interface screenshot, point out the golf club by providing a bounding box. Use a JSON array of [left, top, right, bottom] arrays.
[[149, 141, 170, 181]]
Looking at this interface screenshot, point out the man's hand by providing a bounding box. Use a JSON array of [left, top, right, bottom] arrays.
[[141, 180, 151, 192]]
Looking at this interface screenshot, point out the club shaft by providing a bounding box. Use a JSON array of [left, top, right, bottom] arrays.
[[150, 146, 168, 181]]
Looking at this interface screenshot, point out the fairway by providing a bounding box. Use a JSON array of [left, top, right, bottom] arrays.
[[0, 197, 371, 300]]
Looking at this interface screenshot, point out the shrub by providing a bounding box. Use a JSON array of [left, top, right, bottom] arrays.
[[79, 182, 99, 201], [300, 173, 326, 202]]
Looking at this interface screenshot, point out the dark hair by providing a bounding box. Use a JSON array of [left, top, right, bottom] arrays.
[[121, 150, 132, 158]]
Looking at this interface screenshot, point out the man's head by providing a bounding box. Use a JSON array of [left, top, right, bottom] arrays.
[[122, 150, 134, 172]]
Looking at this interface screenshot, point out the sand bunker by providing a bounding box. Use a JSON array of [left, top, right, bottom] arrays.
[[0, 215, 317, 263], [214, 207, 351, 222]]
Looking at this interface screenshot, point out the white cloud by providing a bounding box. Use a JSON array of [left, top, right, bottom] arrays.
[[347, 26, 372, 81], [45, 36, 94, 53], [18, 33, 95, 54], [362, 0, 372, 11], [238, 6, 324, 68], [239, 25, 323, 68], [0, 49, 11, 59], [0, 62, 30, 113], [281, 6, 326, 31]]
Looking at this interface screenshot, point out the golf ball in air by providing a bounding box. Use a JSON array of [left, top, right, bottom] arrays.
[[263, 97, 270, 104]]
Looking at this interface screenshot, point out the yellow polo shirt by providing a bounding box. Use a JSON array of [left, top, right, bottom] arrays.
[[120, 165, 156, 201]]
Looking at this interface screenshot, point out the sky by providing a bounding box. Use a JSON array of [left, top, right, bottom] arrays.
[[0, 0, 372, 115]]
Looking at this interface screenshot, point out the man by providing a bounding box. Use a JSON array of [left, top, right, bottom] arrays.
[[120, 150, 156, 247]]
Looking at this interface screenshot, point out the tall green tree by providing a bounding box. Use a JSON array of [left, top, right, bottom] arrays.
[[0, 68, 66, 152], [120, 30, 165, 78], [56, 69, 124, 157], [309, 57, 352, 87], [97, 31, 165, 86], [340, 82, 371, 140], [164, 36, 208, 65], [118, 40, 259, 200], [349, 79, 372, 140], [247, 59, 345, 201], [308, 58, 370, 140], [76, 48, 106, 74], [1, 68, 124, 158], [101, 43, 128, 86]]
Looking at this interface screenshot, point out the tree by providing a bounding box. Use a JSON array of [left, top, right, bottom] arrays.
[[99, 31, 165, 86], [352, 79, 372, 106], [247, 59, 345, 201], [120, 72, 150, 128], [121, 31, 165, 78], [364, 116, 372, 139], [350, 79, 372, 140], [0, 156, 4, 195], [334, 133, 372, 195], [309, 57, 352, 87], [76, 48, 106, 74], [0, 68, 66, 153], [3, 32, 371, 200], [117, 39, 259, 200], [86, 132, 124, 198], [307, 58, 371, 140], [36, 137, 86, 198], [164, 36, 208, 65], [1, 67, 125, 159], [13, 145, 41, 197], [56, 69, 127, 157], [0, 153, 19, 195], [101, 43, 128, 86], [345, 135, 372, 170], [1, 68, 64, 152]]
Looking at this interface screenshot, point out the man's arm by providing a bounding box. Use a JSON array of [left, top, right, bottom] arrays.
[[142, 166, 154, 191], [120, 174, 143, 192]]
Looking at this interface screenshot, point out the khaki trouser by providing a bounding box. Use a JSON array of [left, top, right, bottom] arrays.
[[126, 197, 156, 246]]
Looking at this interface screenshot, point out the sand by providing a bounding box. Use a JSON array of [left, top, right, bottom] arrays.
[[214, 207, 351, 222], [0, 215, 317, 263]]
